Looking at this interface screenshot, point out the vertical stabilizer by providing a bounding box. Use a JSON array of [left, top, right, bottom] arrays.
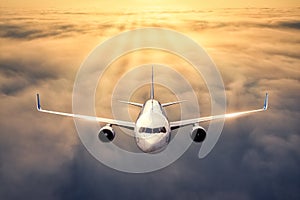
[[150, 65, 154, 100]]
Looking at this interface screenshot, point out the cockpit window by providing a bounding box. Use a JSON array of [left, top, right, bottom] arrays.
[[139, 127, 167, 134], [145, 128, 152, 133], [160, 127, 167, 133], [139, 127, 146, 133], [152, 128, 160, 133]]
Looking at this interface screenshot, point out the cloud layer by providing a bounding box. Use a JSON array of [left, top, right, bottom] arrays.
[[0, 7, 299, 200]]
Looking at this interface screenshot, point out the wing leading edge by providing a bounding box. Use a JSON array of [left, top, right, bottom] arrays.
[[170, 93, 268, 128], [36, 94, 135, 129]]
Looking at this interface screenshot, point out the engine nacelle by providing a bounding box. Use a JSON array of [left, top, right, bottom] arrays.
[[98, 125, 115, 142], [190, 126, 206, 143]]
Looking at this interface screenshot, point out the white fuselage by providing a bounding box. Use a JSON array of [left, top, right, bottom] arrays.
[[134, 99, 171, 153]]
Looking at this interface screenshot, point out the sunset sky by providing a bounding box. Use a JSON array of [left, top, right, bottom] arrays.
[[0, 1, 299, 200], [2, 0, 300, 9]]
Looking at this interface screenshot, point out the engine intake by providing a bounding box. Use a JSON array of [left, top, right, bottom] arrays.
[[98, 125, 115, 142], [190, 126, 206, 143]]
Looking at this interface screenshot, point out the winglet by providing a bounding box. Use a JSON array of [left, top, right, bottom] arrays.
[[263, 92, 268, 110], [36, 93, 41, 110]]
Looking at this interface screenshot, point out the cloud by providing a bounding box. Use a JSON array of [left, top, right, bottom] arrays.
[[184, 19, 300, 32], [0, 58, 58, 95], [0, 23, 90, 40], [277, 21, 300, 30], [0, 7, 300, 200]]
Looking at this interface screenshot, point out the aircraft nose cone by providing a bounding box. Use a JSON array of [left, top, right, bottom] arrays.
[[136, 133, 169, 153]]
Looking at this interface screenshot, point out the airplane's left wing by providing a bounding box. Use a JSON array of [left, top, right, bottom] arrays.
[[36, 94, 135, 129], [170, 93, 268, 128]]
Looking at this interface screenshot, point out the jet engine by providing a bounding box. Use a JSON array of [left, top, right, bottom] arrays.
[[190, 125, 206, 143], [98, 125, 115, 142]]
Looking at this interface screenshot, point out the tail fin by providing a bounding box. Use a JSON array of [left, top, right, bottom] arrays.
[[150, 65, 154, 100]]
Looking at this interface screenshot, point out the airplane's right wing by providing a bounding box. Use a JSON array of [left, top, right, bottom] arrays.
[[36, 94, 135, 129], [170, 93, 268, 128]]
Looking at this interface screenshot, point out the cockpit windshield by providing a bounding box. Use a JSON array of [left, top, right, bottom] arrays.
[[139, 127, 167, 134]]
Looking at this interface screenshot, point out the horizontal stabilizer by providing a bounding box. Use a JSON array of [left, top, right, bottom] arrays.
[[161, 100, 187, 107], [118, 100, 143, 107]]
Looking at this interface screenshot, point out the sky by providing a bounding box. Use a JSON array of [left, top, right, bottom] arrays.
[[0, 1, 300, 200], [1, 0, 300, 9]]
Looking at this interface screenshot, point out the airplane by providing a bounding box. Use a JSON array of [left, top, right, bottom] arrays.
[[36, 67, 268, 153]]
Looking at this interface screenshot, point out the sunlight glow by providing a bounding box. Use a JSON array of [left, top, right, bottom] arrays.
[[1, 0, 299, 10]]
